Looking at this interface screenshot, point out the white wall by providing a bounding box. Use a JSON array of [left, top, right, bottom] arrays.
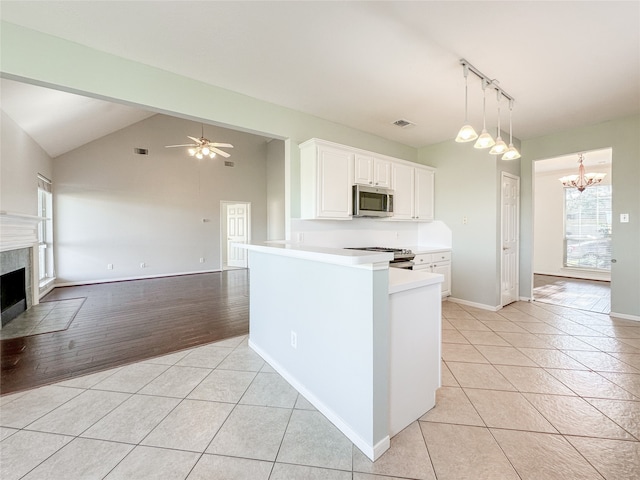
[[53, 114, 269, 283], [534, 164, 612, 281], [0, 110, 53, 215]]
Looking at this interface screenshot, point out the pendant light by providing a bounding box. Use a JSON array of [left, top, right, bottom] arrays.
[[474, 79, 495, 149], [455, 64, 478, 143], [502, 99, 521, 160], [489, 89, 508, 155]]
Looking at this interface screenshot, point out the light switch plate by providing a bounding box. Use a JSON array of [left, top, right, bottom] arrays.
[[620, 213, 629, 223]]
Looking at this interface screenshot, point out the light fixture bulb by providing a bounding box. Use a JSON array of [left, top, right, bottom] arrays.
[[195, 152, 204, 159], [202, 146, 210, 155], [474, 129, 495, 149], [455, 64, 478, 143], [502, 144, 521, 160], [209, 152, 215, 158], [489, 137, 508, 155], [455, 124, 478, 143], [188, 148, 196, 156]]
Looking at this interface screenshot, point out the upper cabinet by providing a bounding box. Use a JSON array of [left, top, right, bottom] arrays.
[[353, 154, 392, 189], [391, 163, 435, 222], [300, 140, 353, 219], [300, 138, 435, 221]]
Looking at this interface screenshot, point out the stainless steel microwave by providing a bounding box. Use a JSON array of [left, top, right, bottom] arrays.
[[353, 185, 394, 217]]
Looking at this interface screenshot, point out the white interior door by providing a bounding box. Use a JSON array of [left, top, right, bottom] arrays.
[[501, 173, 520, 306], [226, 203, 249, 268]]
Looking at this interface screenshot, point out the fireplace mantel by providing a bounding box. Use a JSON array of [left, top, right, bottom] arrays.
[[0, 211, 44, 252]]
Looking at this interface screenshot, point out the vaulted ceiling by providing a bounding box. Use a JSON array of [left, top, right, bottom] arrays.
[[1, 1, 638, 157]]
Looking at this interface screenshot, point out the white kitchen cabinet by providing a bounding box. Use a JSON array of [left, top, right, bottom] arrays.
[[391, 164, 435, 222], [412, 251, 451, 296], [354, 154, 392, 188], [300, 139, 353, 219]]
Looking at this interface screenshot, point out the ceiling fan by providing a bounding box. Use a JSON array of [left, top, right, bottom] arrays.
[[165, 125, 233, 159]]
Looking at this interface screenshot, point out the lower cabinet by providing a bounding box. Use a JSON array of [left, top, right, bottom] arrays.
[[412, 251, 451, 297]]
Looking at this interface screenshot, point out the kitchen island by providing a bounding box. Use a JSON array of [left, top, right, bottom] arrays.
[[240, 243, 442, 461]]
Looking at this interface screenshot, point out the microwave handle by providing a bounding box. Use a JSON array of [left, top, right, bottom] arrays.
[[388, 194, 393, 213], [352, 185, 359, 216]]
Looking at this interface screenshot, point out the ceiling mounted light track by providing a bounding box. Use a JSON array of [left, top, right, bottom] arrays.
[[455, 59, 520, 160]]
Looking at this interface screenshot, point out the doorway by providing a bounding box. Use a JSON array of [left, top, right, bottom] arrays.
[[221, 202, 251, 270], [532, 149, 612, 313], [501, 172, 520, 307]]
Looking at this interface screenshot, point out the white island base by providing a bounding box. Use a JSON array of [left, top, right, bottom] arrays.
[[241, 243, 442, 461]]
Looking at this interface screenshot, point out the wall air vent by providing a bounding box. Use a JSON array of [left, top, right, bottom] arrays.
[[224, 161, 235, 167], [392, 119, 416, 129], [134, 148, 149, 155]]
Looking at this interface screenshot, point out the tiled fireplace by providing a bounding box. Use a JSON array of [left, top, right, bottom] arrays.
[[0, 212, 42, 329]]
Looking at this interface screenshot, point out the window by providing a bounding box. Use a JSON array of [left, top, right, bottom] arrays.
[[564, 184, 612, 270], [37, 174, 54, 284]]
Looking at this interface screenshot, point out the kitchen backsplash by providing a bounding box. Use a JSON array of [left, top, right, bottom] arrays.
[[289, 219, 451, 249]]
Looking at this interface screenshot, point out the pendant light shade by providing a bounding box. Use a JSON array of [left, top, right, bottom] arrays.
[[455, 65, 478, 143], [501, 100, 521, 160], [489, 89, 508, 155], [474, 80, 494, 149]]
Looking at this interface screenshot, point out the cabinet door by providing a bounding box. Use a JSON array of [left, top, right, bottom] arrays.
[[353, 154, 374, 185], [432, 263, 451, 296], [317, 146, 353, 218], [373, 158, 392, 188], [414, 168, 434, 221], [391, 163, 414, 220]]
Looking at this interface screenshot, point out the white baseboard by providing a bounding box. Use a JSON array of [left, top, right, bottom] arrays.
[[54, 269, 223, 287], [610, 311, 640, 322], [447, 297, 501, 312], [519, 296, 532, 302], [248, 339, 389, 461]]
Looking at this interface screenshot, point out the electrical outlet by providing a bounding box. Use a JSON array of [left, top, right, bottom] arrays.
[[290, 331, 297, 349], [199, 258, 205, 263], [140, 262, 146, 268], [297, 232, 304, 243], [107, 263, 113, 270], [463, 216, 468, 225]]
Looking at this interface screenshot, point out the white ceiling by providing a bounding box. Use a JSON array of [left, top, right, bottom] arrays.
[[1, 1, 639, 157]]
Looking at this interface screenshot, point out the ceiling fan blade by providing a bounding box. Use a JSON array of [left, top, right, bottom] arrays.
[[165, 144, 197, 148], [210, 143, 234, 148], [187, 136, 203, 143], [210, 147, 231, 158]]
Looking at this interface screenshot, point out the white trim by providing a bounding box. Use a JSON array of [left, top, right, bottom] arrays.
[[609, 312, 640, 322], [249, 339, 390, 461], [54, 269, 223, 287], [447, 297, 501, 312]]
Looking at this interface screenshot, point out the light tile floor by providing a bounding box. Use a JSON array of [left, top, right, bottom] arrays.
[[1, 301, 639, 479]]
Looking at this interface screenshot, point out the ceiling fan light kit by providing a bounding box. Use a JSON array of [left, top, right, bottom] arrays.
[[455, 59, 521, 160], [165, 125, 233, 160]]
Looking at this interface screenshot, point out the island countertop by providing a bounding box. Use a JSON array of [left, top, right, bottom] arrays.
[[239, 242, 393, 266]]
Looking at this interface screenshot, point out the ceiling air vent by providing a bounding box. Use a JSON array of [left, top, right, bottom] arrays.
[[392, 119, 416, 129], [134, 148, 149, 155], [224, 161, 235, 167]]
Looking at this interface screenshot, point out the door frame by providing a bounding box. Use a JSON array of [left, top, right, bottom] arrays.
[[500, 172, 521, 307], [220, 201, 251, 270]]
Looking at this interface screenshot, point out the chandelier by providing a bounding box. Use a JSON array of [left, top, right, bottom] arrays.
[[455, 59, 520, 160], [559, 154, 606, 192]]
